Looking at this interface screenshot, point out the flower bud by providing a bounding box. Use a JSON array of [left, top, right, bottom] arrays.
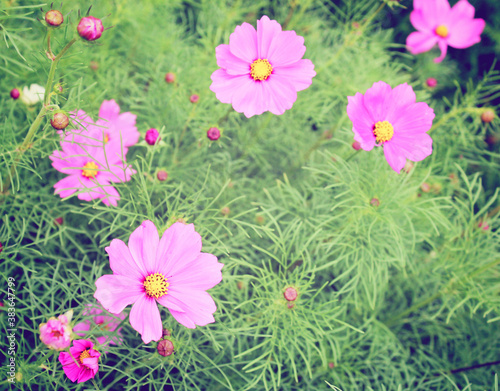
[[10, 88, 20, 99], [157, 339, 174, 357], [53, 83, 63, 94], [162, 328, 171, 338], [54, 217, 64, 226], [165, 72, 176, 84], [352, 141, 361, 150], [237, 281, 244, 290], [481, 109, 495, 123], [256, 215, 265, 225], [478, 221, 489, 231], [323, 130, 333, 139], [403, 161, 414, 173], [370, 198, 380, 207], [45, 10, 64, 27], [207, 127, 221, 141], [50, 113, 69, 130], [157, 170, 168, 181], [283, 287, 298, 302], [328, 362, 335, 369], [89, 61, 99, 71], [77, 16, 104, 41], [426, 78, 437, 88], [221, 206, 230, 216], [420, 183, 431, 193], [0, 242, 3, 253], [190, 94, 199, 103], [145, 128, 160, 145]]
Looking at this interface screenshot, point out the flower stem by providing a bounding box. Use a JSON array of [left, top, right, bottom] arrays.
[[44, 38, 77, 105]]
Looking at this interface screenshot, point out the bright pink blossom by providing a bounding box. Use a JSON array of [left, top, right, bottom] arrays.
[[73, 304, 126, 351], [77, 16, 104, 41], [347, 81, 435, 173], [210, 15, 316, 118], [94, 221, 224, 344], [406, 0, 485, 63], [39, 313, 72, 350], [59, 339, 100, 383]]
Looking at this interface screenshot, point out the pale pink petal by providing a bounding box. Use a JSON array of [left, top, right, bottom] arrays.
[[156, 223, 202, 277], [449, 0, 475, 20], [229, 22, 257, 63], [266, 31, 306, 67], [261, 75, 297, 116], [127, 220, 159, 274], [410, 10, 432, 32], [392, 102, 435, 134], [272, 59, 316, 92], [390, 132, 433, 163], [129, 295, 162, 344], [168, 253, 223, 290], [385, 83, 417, 124], [50, 150, 87, 175], [383, 142, 407, 173], [232, 79, 267, 118], [363, 81, 393, 121], [415, 0, 450, 27], [94, 275, 143, 314], [215, 44, 250, 76], [167, 288, 217, 328], [210, 69, 250, 104], [433, 39, 448, 63], [99, 99, 120, 121], [447, 18, 485, 49], [256, 15, 282, 59], [73, 322, 91, 336], [96, 183, 121, 207], [407, 31, 438, 55], [106, 238, 147, 279], [54, 175, 81, 199], [346, 93, 376, 151]]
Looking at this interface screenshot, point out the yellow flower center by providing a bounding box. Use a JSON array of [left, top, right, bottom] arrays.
[[143, 273, 169, 299], [250, 59, 273, 81], [373, 121, 394, 143], [104, 133, 109, 143], [81, 161, 99, 179], [435, 25, 448, 38], [79, 349, 91, 364]]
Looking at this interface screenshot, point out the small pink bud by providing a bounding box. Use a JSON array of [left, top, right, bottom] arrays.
[[486, 134, 498, 146], [77, 16, 104, 41], [323, 130, 333, 139], [10, 88, 20, 99], [45, 10, 64, 27], [283, 287, 298, 302], [403, 161, 414, 173], [89, 61, 99, 71], [165, 72, 176, 84], [162, 329, 171, 338], [221, 206, 230, 216], [53, 83, 63, 94], [481, 109, 495, 123], [157, 170, 168, 181], [287, 302, 295, 309], [145, 128, 160, 145], [420, 183, 431, 193], [328, 362, 335, 369], [478, 222, 489, 231], [157, 339, 174, 357], [370, 198, 380, 207], [54, 217, 63, 226], [352, 22, 360, 29], [237, 281, 244, 290], [50, 113, 69, 130], [256, 215, 265, 225], [426, 78, 437, 88], [352, 141, 361, 150], [207, 127, 221, 141], [190, 94, 199, 103]]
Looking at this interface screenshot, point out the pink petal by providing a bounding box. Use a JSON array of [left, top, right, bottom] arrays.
[[346, 92, 376, 151], [106, 238, 147, 279], [231, 78, 268, 118], [95, 182, 120, 207], [229, 22, 257, 63], [99, 99, 120, 121], [216, 44, 250, 76], [272, 59, 316, 92], [77, 368, 94, 383], [433, 39, 448, 63], [127, 220, 160, 274], [59, 356, 80, 382], [261, 75, 297, 116], [266, 30, 306, 67], [94, 274, 143, 314], [210, 69, 250, 105], [363, 81, 393, 121], [73, 321, 91, 336], [50, 150, 86, 175], [449, 0, 475, 20], [390, 132, 433, 163], [129, 295, 162, 344], [406, 31, 438, 55], [167, 288, 217, 329], [385, 83, 417, 124], [168, 253, 223, 291], [156, 294, 186, 313], [414, 0, 450, 28], [383, 142, 407, 173], [447, 18, 485, 49], [82, 356, 99, 371], [410, 10, 432, 32], [256, 15, 282, 59], [54, 175, 81, 199], [392, 102, 435, 134]]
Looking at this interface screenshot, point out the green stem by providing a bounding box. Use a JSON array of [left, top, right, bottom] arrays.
[[44, 38, 77, 105]]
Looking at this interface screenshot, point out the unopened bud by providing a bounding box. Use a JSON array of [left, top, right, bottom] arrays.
[[207, 127, 221, 141], [481, 109, 495, 123], [426, 78, 437, 88], [145, 128, 160, 145], [221, 206, 230, 216], [54, 217, 64, 226], [403, 161, 414, 173], [189, 94, 199, 103], [157, 170, 168, 181], [162, 328, 171, 338], [51, 113, 69, 130], [352, 141, 361, 150], [370, 198, 380, 207], [283, 287, 298, 302], [77, 16, 104, 41], [420, 183, 431, 193], [157, 339, 174, 357], [256, 215, 265, 225], [165, 72, 175, 84], [45, 10, 64, 27], [53, 83, 63, 94], [328, 362, 335, 369], [89, 61, 99, 71], [10, 88, 20, 100]]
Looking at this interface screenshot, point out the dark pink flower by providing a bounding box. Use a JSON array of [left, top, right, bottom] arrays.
[[145, 128, 160, 145], [406, 0, 485, 63], [210, 15, 316, 118], [39, 312, 72, 350], [347, 81, 435, 173], [59, 339, 100, 383], [77, 16, 104, 41], [94, 221, 224, 344]]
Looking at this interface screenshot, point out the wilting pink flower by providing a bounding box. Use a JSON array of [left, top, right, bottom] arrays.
[[210, 15, 316, 118], [77, 16, 104, 41], [39, 311, 73, 350], [94, 221, 224, 344], [347, 81, 435, 173], [73, 304, 126, 350], [406, 0, 485, 63], [59, 339, 100, 383]]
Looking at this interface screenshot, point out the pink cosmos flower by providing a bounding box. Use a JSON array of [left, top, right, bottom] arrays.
[[210, 15, 316, 118], [406, 0, 485, 63], [347, 81, 435, 173], [39, 312, 72, 350], [59, 339, 100, 383], [94, 221, 224, 344], [73, 304, 126, 350]]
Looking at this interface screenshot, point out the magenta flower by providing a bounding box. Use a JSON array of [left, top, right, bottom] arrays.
[[73, 304, 126, 350], [406, 0, 485, 63], [94, 221, 224, 344], [145, 128, 160, 145], [210, 15, 316, 118], [59, 339, 100, 383], [346, 81, 435, 173], [39, 312, 72, 350], [77, 16, 104, 41]]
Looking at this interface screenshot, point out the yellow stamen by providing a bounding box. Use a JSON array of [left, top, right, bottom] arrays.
[[250, 59, 273, 81], [82, 161, 99, 179], [435, 25, 448, 38], [143, 273, 169, 299], [79, 349, 91, 364], [373, 121, 394, 143]]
